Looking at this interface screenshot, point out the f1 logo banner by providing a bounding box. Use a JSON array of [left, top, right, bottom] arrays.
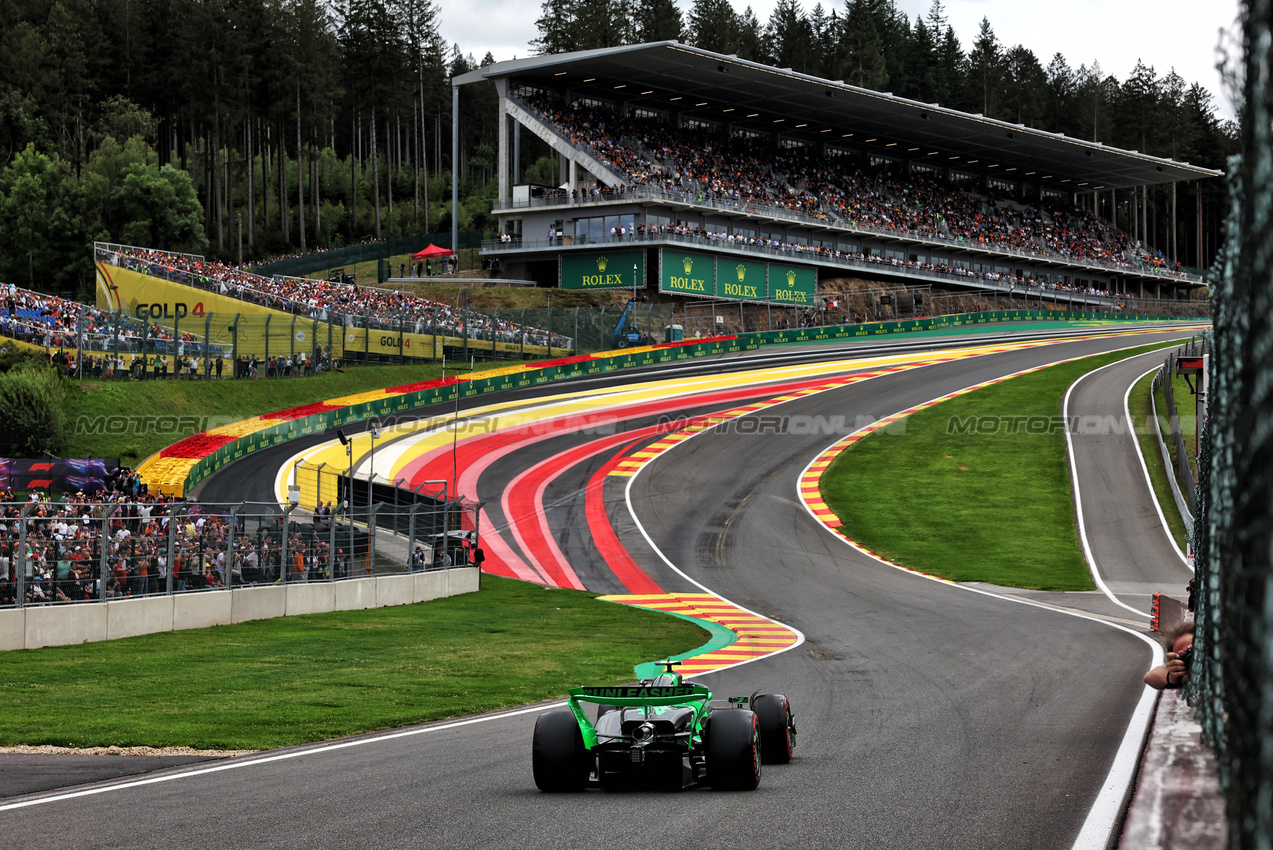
[[560, 250, 644, 290], [768, 264, 817, 305], [659, 249, 716, 298]]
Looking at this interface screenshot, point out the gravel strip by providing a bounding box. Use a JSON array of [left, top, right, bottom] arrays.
[[0, 744, 257, 757]]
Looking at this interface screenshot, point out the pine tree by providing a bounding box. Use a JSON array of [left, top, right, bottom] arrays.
[[687, 0, 739, 55], [962, 17, 1003, 117], [837, 0, 888, 91], [636, 0, 684, 43]]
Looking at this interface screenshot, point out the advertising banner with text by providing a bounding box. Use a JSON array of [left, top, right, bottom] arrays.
[[560, 250, 644, 290], [768, 264, 818, 306], [659, 249, 716, 298], [716, 258, 768, 302]]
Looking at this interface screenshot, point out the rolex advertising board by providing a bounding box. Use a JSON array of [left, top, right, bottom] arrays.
[[560, 250, 644, 290], [717, 259, 767, 302], [659, 249, 716, 298], [768, 264, 817, 306]]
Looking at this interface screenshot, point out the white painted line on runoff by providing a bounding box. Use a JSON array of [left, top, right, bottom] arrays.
[[1123, 365, 1191, 568]]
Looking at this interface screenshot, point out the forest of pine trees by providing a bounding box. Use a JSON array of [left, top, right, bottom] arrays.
[[0, 0, 1239, 294]]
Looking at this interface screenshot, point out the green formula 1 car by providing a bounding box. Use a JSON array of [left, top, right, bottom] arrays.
[[532, 662, 796, 792]]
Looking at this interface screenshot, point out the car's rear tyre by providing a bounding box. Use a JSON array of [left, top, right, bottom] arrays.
[[705, 710, 761, 790], [753, 693, 794, 764], [532, 711, 590, 792]]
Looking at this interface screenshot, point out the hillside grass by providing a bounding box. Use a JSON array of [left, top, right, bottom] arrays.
[[0, 576, 708, 750], [819, 342, 1175, 590]]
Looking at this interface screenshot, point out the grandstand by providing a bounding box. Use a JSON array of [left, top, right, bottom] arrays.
[[454, 42, 1220, 311]]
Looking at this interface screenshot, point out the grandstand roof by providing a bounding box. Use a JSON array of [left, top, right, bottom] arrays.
[[454, 42, 1220, 191]]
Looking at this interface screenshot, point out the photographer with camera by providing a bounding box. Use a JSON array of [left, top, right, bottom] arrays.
[[1144, 621, 1195, 690]]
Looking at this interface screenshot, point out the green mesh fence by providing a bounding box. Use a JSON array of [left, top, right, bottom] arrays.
[[1187, 2, 1273, 843]]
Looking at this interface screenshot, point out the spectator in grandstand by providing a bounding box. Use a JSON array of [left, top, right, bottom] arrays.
[[1144, 621, 1195, 690]]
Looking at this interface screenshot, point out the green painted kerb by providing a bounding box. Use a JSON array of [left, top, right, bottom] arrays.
[[628, 609, 738, 680]]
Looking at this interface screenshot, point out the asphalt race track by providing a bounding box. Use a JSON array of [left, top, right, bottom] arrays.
[[1, 323, 1204, 850]]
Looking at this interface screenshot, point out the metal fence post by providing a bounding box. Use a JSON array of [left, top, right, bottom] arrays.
[[226, 505, 238, 587], [408, 502, 421, 570], [281, 503, 297, 582], [16, 503, 35, 607], [367, 504, 379, 575], [166, 507, 176, 594], [99, 505, 118, 601]]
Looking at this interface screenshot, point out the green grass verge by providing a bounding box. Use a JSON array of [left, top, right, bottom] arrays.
[[1130, 370, 1190, 552], [63, 363, 449, 464], [0, 576, 708, 750], [820, 342, 1174, 591]]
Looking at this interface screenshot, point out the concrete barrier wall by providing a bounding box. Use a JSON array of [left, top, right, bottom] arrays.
[[286, 582, 337, 616], [414, 569, 448, 603], [26, 602, 108, 649], [175, 591, 233, 631], [0, 570, 480, 651], [0, 609, 24, 649], [106, 596, 175, 640], [376, 575, 415, 608], [335, 578, 378, 611], [231, 586, 287, 624]]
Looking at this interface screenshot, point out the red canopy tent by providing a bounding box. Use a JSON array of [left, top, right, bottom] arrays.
[[412, 244, 454, 259]]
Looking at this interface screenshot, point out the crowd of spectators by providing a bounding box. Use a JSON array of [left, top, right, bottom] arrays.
[[0, 480, 380, 607], [104, 247, 569, 350], [0, 282, 203, 359], [515, 92, 1193, 284]]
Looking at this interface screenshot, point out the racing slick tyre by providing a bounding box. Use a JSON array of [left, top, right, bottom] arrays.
[[532, 711, 590, 792], [705, 710, 761, 790], [753, 693, 795, 764]]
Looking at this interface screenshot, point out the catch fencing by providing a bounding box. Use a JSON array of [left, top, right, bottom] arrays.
[[1151, 336, 1209, 517], [0, 495, 479, 610]]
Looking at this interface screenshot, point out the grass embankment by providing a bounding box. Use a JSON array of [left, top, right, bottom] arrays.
[[63, 363, 449, 464], [820, 342, 1177, 591], [0, 577, 708, 750]]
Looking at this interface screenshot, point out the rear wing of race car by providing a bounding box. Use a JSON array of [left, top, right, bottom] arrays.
[[568, 684, 712, 707], [566, 684, 713, 749]]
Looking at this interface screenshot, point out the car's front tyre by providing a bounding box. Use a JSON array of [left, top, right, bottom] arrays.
[[753, 693, 795, 764]]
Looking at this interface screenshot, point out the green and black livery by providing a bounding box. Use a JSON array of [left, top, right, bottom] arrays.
[[532, 662, 797, 792]]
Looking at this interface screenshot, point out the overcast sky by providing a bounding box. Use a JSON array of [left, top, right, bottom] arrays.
[[435, 0, 1243, 120]]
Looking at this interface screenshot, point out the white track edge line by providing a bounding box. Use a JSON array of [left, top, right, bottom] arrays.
[[1123, 365, 1191, 568]]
